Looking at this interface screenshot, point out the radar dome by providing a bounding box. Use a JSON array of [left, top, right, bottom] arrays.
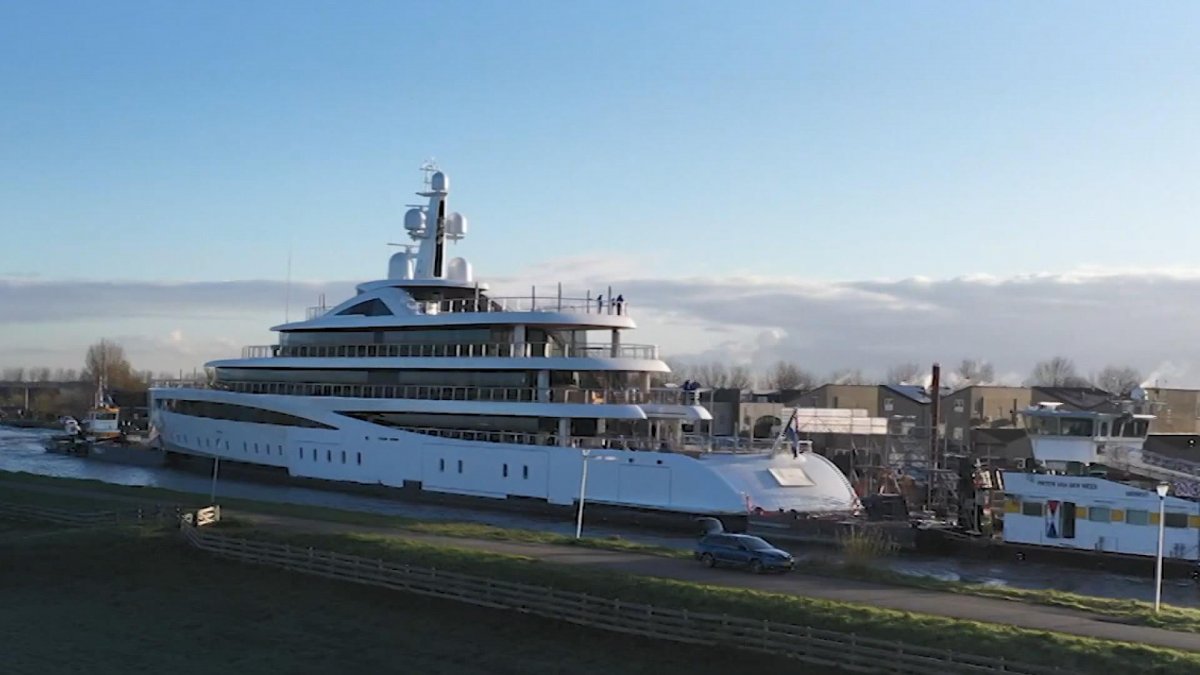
[[388, 251, 415, 280], [445, 212, 468, 239], [447, 257, 473, 282], [431, 171, 449, 193], [404, 208, 426, 232]]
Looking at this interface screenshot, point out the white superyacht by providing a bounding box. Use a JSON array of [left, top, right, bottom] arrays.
[[150, 167, 857, 519]]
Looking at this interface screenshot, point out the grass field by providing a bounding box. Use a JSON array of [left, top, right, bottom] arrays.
[[229, 527, 1200, 675], [5, 469, 1200, 636], [0, 525, 821, 675]]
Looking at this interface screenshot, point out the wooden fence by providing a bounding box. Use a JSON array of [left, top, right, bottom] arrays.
[[180, 523, 1070, 675], [0, 501, 179, 527]]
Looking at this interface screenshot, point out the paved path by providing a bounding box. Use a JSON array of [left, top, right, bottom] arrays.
[[4, 475, 1200, 652], [235, 511, 1200, 652]]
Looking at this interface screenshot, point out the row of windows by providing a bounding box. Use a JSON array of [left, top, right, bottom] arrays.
[[435, 458, 530, 479], [1017, 500, 1193, 528], [160, 398, 335, 430], [169, 434, 363, 466], [298, 446, 362, 466]]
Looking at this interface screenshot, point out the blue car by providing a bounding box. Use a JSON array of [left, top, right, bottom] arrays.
[[693, 533, 794, 573]]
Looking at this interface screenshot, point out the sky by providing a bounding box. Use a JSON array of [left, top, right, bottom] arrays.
[[2, 2, 1199, 383]]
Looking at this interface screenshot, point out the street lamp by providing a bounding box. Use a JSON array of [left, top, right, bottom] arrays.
[[575, 448, 616, 539], [1154, 481, 1169, 613], [209, 453, 221, 505]]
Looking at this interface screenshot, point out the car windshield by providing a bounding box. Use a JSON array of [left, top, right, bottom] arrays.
[[740, 537, 773, 551]]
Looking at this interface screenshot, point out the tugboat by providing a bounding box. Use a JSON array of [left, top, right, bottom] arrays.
[[45, 378, 165, 466]]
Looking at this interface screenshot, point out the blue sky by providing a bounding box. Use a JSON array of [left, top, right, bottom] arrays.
[[3, 2, 1200, 378]]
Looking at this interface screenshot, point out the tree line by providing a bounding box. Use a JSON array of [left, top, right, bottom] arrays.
[[662, 356, 1147, 395], [2, 340, 185, 391]]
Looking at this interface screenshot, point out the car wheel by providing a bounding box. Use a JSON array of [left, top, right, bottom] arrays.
[[701, 553, 716, 568], [750, 559, 763, 574]]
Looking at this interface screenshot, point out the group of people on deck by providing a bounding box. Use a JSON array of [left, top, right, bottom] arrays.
[[595, 293, 625, 315]]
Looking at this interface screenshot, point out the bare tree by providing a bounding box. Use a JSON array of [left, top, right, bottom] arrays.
[[764, 361, 815, 391], [1094, 365, 1143, 395], [1028, 357, 1090, 387], [727, 365, 755, 390], [955, 358, 995, 386], [83, 339, 144, 391], [884, 362, 923, 384], [659, 358, 695, 386], [689, 362, 725, 388], [28, 367, 52, 382], [1, 367, 26, 382], [829, 368, 868, 385]]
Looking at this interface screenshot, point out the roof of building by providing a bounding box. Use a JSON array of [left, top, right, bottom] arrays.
[[881, 384, 931, 404], [1030, 386, 1116, 412]]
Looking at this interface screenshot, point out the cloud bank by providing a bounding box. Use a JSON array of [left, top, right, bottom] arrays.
[[2, 267, 1196, 386]]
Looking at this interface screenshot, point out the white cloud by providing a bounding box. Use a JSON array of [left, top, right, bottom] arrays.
[[2, 267, 1200, 385]]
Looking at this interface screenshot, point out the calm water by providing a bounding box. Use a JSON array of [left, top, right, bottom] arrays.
[[3, 426, 1198, 607]]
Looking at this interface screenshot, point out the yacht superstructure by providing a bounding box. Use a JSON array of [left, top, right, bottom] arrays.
[[149, 167, 858, 518]]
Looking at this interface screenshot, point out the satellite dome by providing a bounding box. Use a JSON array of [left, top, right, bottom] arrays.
[[447, 257, 473, 282], [404, 208, 426, 232], [431, 171, 449, 192], [445, 212, 468, 239], [388, 251, 415, 280]]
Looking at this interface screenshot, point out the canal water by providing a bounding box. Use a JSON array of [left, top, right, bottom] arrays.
[[3, 426, 1198, 607]]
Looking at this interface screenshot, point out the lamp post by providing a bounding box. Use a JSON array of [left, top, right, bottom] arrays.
[[1155, 481, 1169, 613], [210, 454, 221, 505], [575, 448, 591, 539]]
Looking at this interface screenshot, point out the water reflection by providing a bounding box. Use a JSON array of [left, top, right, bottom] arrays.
[[3, 427, 1198, 607]]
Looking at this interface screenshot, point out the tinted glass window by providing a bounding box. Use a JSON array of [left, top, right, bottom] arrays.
[[164, 399, 334, 429], [337, 299, 392, 316], [1165, 512, 1189, 529], [741, 537, 774, 551]]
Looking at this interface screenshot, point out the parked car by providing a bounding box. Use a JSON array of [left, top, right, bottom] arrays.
[[693, 533, 794, 573]]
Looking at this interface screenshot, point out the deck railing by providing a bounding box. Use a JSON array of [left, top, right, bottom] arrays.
[[305, 295, 631, 320], [210, 381, 687, 405], [240, 342, 658, 360]]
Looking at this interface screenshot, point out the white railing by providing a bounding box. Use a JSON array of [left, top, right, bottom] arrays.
[[305, 295, 632, 320], [384, 427, 773, 455], [240, 342, 658, 360], [151, 379, 209, 389], [211, 381, 687, 405]]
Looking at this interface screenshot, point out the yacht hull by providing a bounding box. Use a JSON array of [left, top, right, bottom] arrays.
[[151, 389, 859, 519]]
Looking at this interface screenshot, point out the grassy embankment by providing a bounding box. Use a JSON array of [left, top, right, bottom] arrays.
[[5, 469, 1200, 635], [215, 525, 1200, 674], [0, 525, 813, 675]]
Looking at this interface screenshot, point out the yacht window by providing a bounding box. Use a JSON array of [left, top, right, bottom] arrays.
[[356, 452, 362, 465], [299, 447, 304, 459], [327, 449, 332, 462], [1087, 506, 1111, 522], [341, 450, 346, 464], [337, 299, 392, 316], [457, 459, 463, 474], [439, 458, 445, 472], [1021, 501, 1043, 517], [1100, 422, 1109, 436], [502, 464, 508, 478], [1126, 509, 1149, 525]]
